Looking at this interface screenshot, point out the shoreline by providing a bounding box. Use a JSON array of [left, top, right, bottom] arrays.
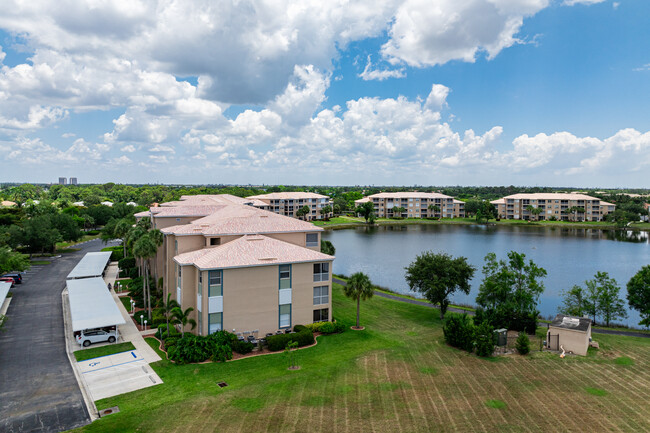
[[315, 216, 650, 232]]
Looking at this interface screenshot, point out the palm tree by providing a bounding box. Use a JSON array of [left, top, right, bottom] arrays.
[[172, 306, 197, 337], [133, 234, 157, 319], [148, 229, 164, 282], [428, 204, 441, 218], [114, 219, 132, 257], [156, 293, 180, 338], [344, 272, 375, 329]]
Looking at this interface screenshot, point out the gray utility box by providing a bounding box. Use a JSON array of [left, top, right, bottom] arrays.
[[494, 328, 508, 346]]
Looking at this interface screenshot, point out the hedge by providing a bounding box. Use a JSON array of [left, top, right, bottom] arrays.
[[267, 327, 314, 351]]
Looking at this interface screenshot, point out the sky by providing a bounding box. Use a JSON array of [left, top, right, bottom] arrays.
[[0, 0, 649, 187]]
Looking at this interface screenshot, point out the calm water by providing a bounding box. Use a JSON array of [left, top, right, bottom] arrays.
[[323, 224, 650, 327]]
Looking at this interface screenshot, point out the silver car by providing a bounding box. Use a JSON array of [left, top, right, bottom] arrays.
[[77, 329, 118, 347]]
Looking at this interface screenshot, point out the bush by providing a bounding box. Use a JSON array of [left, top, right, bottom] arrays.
[[87, 229, 100, 235], [167, 334, 211, 364], [155, 323, 180, 340], [211, 344, 233, 363], [516, 332, 531, 355], [443, 314, 475, 352], [163, 336, 179, 351], [305, 323, 321, 332], [232, 339, 254, 355], [319, 322, 335, 334], [267, 328, 314, 351], [474, 322, 496, 357], [333, 321, 346, 333]]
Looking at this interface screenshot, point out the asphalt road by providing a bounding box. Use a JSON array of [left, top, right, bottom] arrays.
[[0, 239, 118, 433]]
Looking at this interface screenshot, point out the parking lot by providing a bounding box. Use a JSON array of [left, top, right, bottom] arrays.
[[0, 239, 119, 433]]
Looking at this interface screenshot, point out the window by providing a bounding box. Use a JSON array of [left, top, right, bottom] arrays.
[[306, 233, 318, 247], [313, 308, 328, 322], [198, 310, 202, 336], [279, 304, 291, 328], [313, 286, 328, 305], [174, 240, 178, 254], [209, 270, 222, 297], [177, 265, 181, 288], [279, 265, 291, 289], [209, 312, 222, 334], [198, 272, 202, 296], [313, 262, 329, 282], [210, 238, 221, 246]]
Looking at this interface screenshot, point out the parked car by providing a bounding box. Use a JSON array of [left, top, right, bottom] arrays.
[[0, 277, 15, 287], [2, 273, 22, 284], [76, 329, 118, 347]]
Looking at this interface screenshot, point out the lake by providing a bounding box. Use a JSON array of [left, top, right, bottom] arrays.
[[322, 224, 650, 327]]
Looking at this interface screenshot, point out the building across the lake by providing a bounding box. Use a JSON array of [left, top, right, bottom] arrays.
[[246, 192, 332, 221], [490, 193, 615, 221], [135, 194, 334, 337], [354, 192, 465, 219]]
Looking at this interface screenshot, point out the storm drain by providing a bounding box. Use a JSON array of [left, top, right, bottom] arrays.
[[99, 406, 120, 417], [217, 382, 228, 388]]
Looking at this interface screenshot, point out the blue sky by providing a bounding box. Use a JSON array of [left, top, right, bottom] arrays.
[[0, 0, 649, 186]]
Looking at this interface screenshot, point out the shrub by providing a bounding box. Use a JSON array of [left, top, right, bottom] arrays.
[[293, 324, 308, 332], [163, 336, 179, 351], [474, 322, 496, 357], [232, 339, 254, 355], [319, 322, 335, 334], [155, 323, 180, 340], [167, 334, 211, 364], [443, 314, 474, 352], [211, 344, 233, 362], [118, 256, 136, 272], [333, 321, 346, 333], [87, 229, 100, 235], [516, 332, 530, 355], [305, 323, 322, 332], [267, 328, 314, 351]]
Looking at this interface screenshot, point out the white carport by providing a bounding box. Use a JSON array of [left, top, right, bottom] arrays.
[[0, 281, 11, 313], [67, 277, 125, 332], [67, 251, 112, 280]]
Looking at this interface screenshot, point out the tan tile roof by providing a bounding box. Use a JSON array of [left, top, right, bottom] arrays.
[[160, 201, 322, 236], [498, 193, 615, 202], [174, 234, 334, 269], [149, 205, 226, 218], [364, 192, 457, 200], [247, 192, 330, 200]]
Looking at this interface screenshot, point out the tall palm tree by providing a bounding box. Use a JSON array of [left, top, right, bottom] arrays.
[[428, 204, 441, 218], [344, 272, 375, 329], [172, 306, 197, 337], [114, 218, 132, 257], [156, 293, 180, 338], [148, 229, 164, 282], [134, 234, 157, 319]]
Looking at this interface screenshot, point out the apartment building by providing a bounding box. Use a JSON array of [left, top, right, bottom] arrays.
[[246, 192, 332, 221], [490, 193, 616, 221], [354, 192, 465, 219], [135, 194, 334, 337]]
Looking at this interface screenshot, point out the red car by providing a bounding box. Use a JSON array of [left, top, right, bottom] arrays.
[[0, 277, 15, 287]]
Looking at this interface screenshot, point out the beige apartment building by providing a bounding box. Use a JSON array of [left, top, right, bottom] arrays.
[[246, 192, 332, 221], [354, 192, 465, 218], [135, 194, 334, 337], [490, 193, 616, 221]]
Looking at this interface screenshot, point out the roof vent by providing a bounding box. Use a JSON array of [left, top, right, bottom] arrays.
[[259, 257, 277, 261], [561, 317, 580, 327]]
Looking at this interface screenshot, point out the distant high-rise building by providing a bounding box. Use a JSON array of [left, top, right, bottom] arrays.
[[58, 177, 67, 185], [69, 177, 78, 185]]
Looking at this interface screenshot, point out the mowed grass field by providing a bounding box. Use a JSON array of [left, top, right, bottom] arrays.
[[75, 284, 650, 433]]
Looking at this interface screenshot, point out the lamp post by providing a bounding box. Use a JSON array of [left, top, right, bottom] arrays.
[[140, 315, 143, 328], [131, 299, 135, 314], [144, 320, 148, 331]]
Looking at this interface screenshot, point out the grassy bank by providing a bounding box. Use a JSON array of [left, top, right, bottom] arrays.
[[56, 233, 100, 250], [74, 342, 136, 362], [75, 284, 650, 432], [315, 216, 650, 231]]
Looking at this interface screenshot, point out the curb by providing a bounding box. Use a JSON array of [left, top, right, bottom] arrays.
[[61, 288, 99, 422]]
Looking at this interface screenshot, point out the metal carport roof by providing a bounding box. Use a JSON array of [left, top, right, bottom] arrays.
[[66, 251, 112, 279], [0, 281, 11, 305], [67, 277, 126, 331]]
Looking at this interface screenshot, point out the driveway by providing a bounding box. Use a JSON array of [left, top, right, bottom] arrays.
[[0, 239, 119, 433]]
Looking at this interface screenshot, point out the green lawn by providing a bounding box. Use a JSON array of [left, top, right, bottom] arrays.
[[74, 342, 136, 362], [119, 296, 133, 312], [29, 260, 51, 265], [74, 284, 650, 433], [56, 234, 100, 249]]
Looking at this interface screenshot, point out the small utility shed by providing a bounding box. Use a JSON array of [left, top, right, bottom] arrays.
[[67, 277, 125, 335], [547, 314, 592, 356], [67, 251, 112, 280]]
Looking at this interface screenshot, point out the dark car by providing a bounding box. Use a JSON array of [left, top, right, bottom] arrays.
[[2, 273, 22, 284]]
